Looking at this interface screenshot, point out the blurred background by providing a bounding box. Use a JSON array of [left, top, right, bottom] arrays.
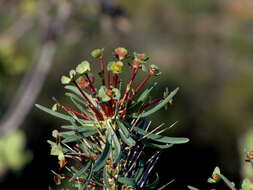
[[0, 0, 253, 189]]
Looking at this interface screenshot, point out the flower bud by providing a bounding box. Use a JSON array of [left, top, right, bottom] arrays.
[[91, 48, 104, 59], [69, 69, 76, 79], [208, 167, 221, 183], [149, 64, 161, 76], [114, 47, 128, 60], [76, 76, 90, 89], [61, 75, 71, 84]]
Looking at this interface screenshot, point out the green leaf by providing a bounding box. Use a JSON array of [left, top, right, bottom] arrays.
[[187, 186, 199, 190], [135, 160, 145, 181], [137, 87, 179, 118], [65, 85, 97, 107], [220, 175, 236, 190], [70, 161, 92, 181], [62, 135, 81, 143], [111, 128, 121, 163], [137, 82, 157, 103], [35, 104, 74, 122], [118, 177, 136, 186], [143, 173, 159, 190], [65, 92, 87, 106], [129, 83, 157, 110], [133, 127, 189, 144], [93, 135, 112, 171], [117, 120, 136, 146], [47, 140, 65, 160], [103, 167, 112, 190], [65, 85, 82, 96], [142, 141, 174, 150]]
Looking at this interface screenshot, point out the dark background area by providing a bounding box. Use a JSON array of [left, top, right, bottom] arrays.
[[0, 0, 253, 189]]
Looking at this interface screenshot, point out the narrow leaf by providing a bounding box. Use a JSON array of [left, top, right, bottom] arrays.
[[133, 127, 189, 144], [93, 136, 111, 171], [70, 161, 92, 181], [143, 141, 174, 150], [118, 177, 136, 186], [187, 186, 199, 190], [103, 167, 112, 190], [35, 104, 74, 122], [117, 120, 136, 146], [137, 87, 179, 118]]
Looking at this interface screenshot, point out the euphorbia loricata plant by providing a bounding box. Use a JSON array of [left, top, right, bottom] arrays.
[[36, 47, 189, 190]]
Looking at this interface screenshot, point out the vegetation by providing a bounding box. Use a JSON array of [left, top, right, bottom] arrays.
[[36, 47, 188, 189]]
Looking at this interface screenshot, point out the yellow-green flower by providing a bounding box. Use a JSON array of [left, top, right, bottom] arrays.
[[241, 179, 253, 190], [98, 86, 121, 102], [61, 75, 71, 84], [208, 167, 221, 183], [91, 48, 104, 59], [76, 61, 91, 74], [107, 61, 124, 74]]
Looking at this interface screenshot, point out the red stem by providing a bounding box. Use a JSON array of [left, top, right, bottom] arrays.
[[60, 104, 92, 120], [99, 58, 105, 86], [129, 74, 151, 103], [120, 68, 139, 109], [85, 73, 96, 95], [140, 98, 163, 111], [113, 74, 119, 88], [107, 71, 111, 89], [73, 81, 104, 120], [135, 74, 151, 94]]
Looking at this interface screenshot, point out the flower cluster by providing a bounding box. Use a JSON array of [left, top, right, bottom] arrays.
[[36, 47, 188, 190]]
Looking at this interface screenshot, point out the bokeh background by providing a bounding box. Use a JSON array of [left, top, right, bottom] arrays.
[[1, 0, 253, 189]]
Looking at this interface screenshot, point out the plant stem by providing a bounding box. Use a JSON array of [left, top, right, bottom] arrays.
[[99, 58, 105, 86]]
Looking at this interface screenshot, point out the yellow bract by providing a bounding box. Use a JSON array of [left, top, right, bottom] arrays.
[[108, 61, 124, 73]]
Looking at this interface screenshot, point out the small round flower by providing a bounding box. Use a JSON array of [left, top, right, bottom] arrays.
[[98, 86, 121, 102], [107, 61, 124, 74], [76, 76, 90, 89], [131, 53, 149, 69], [114, 47, 128, 60], [149, 64, 161, 76], [91, 48, 104, 59], [136, 53, 149, 62], [76, 61, 91, 74]]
